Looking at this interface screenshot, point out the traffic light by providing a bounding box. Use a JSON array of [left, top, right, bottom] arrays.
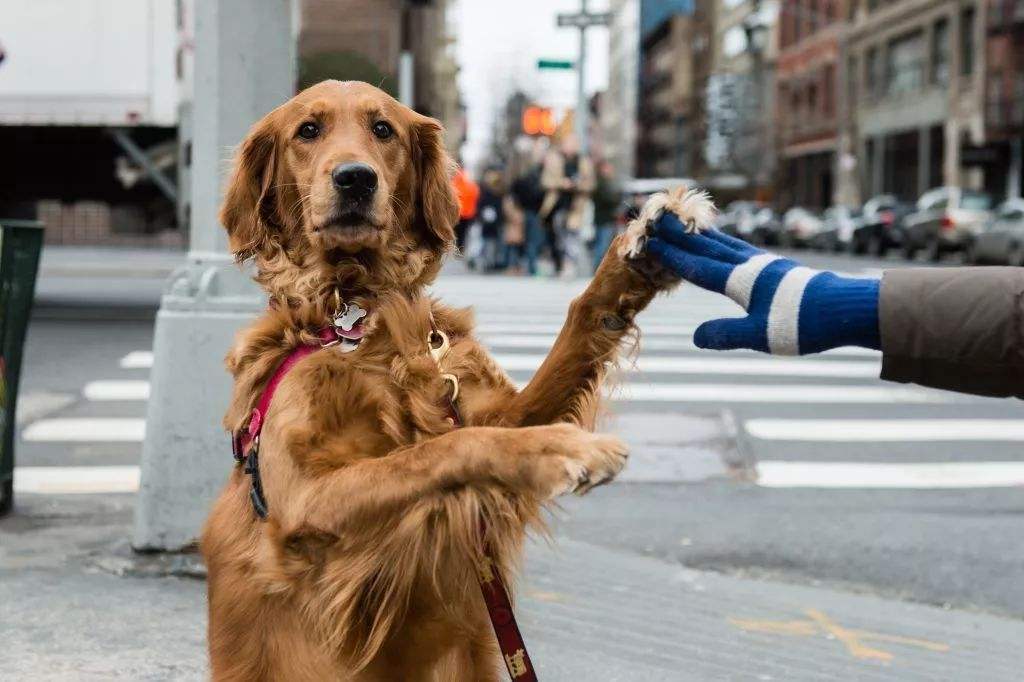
[[522, 106, 557, 136]]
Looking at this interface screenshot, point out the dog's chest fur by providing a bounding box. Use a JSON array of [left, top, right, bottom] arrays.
[[230, 293, 519, 473]]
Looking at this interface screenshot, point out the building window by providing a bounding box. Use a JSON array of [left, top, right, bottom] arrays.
[[809, 82, 819, 115], [960, 7, 975, 75], [932, 18, 949, 85], [886, 31, 924, 95], [866, 47, 879, 98]]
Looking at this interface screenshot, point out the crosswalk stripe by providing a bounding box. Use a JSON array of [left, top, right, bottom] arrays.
[[22, 418, 146, 442], [478, 322, 700, 335], [607, 383, 950, 404], [119, 350, 154, 369], [494, 354, 880, 378], [482, 334, 881, 357], [746, 419, 1024, 442], [83, 380, 150, 401], [14, 465, 140, 494], [757, 461, 1024, 489]]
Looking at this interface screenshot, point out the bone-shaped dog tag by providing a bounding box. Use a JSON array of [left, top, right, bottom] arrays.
[[333, 303, 367, 332]]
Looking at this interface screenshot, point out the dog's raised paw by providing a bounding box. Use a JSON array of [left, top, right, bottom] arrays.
[[618, 186, 717, 261]]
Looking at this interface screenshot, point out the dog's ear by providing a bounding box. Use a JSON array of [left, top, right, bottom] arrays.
[[220, 115, 280, 262], [413, 115, 458, 251]]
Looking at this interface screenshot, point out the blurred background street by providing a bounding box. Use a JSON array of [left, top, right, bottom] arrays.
[[3, 0, 1024, 679]]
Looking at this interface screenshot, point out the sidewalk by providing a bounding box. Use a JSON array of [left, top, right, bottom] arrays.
[[34, 245, 186, 316], [3, 492, 1022, 681]]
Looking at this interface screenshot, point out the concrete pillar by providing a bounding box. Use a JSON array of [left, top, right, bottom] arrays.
[[133, 0, 296, 551], [918, 126, 931, 195], [872, 135, 885, 196], [1010, 137, 1023, 199], [944, 119, 960, 188]]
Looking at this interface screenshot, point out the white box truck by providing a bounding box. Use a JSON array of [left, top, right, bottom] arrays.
[[0, 0, 187, 244]]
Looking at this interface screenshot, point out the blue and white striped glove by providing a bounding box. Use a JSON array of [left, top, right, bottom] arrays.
[[646, 212, 881, 355]]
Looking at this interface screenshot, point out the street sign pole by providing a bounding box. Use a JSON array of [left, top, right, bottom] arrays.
[[555, 1, 610, 157]]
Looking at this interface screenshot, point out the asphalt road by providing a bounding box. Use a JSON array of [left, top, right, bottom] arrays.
[[17, 247, 1024, 621]]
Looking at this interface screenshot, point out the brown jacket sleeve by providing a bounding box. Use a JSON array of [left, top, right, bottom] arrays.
[[880, 267, 1024, 398]]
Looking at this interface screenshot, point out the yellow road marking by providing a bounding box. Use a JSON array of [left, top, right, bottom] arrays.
[[729, 608, 949, 662]]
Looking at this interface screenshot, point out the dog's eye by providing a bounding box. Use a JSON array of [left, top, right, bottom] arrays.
[[371, 121, 393, 140], [297, 122, 320, 140]]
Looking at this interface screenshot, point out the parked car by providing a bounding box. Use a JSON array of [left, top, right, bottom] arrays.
[[966, 199, 1024, 265], [814, 206, 861, 252], [781, 208, 823, 248], [717, 201, 764, 241], [901, 187, 994, 261], [749, 207, 783, 246], [849, 195, 914, 256]]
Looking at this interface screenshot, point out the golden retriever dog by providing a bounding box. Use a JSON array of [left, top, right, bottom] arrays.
[[201, 80, 714, 681]]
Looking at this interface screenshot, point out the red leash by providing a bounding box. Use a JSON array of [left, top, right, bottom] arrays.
[[231, 322, 538, 681]]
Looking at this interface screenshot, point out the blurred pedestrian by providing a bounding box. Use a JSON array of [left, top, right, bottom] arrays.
[[452, 166, 479, 254], [477, 168, 505, 271], [540, 133, 594, 277], [502, 193, 525, 274], [509, 144, 547, 276], [646, 204, 1024, 398], [590, 160, 622, 272]]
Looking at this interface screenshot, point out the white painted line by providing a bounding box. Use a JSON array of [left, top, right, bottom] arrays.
[[494, 354, 880, 378], [480, 334, 880, 357], [757, 461, 1024, 489], [22, 418, 146, 442], [119, 350, 154, 369], [83, 380, 150, 401], [479, 322, 699, 335], [16, 392, 76, 425], [609, 383, 950, 404], [14, 465, 140, 494], [746, 419, 1024, 442]]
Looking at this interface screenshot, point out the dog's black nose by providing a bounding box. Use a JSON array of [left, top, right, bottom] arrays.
[[331, 162, 377, 198]]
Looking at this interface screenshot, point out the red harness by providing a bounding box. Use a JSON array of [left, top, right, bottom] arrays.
[[231, 322, 538, 681]]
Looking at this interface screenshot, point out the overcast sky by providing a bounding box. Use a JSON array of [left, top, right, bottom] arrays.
[[453, 0, 610, 171]]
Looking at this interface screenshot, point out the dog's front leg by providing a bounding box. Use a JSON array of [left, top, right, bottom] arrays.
[[504, 246, 662, 429], [267, 423, 627, 670], [504, 189, 716, 429]]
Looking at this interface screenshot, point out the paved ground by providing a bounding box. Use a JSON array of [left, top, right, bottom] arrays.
[[4, 493, 1024, 681], [6, 244, 1024, 678]]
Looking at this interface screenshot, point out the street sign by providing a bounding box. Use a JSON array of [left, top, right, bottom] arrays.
[[556, 11, 611, 28], [537, 59, 575, 70]]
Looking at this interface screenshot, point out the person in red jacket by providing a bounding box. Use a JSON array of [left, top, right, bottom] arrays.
[[452, 167, 480, 254]]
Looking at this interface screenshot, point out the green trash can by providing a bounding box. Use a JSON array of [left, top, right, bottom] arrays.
[[0, 220, 44, 515]]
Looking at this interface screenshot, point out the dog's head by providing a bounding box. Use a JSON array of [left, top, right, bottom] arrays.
[[220, 80, 458, 296]]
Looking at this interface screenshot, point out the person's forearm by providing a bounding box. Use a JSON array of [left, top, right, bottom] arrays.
[[879, 267, 1024, 398]]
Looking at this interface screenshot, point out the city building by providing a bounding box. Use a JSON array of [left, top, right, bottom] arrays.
[[842, 0, 988, 205], [983, 0, 1024, 198], [298, 0, 463, 149], [636, 2, 701, 178], [706, 0, 778, 198], [605, 0, 700, 180], [775, 0, 845, 209], [603, 0, 642, 181]]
